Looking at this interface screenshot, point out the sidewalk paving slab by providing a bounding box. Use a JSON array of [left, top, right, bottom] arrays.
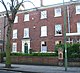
[[0, 63, 80, 73]]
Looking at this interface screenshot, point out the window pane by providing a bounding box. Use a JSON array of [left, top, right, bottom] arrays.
[[77, 22, 80, 33], [0, 29, 1, 39], [24, 28, 29, 38], [41, 46, 47, 53], [54, 8, 61, 17], [24, 14, 29, 21], [41, 10, 47, 19], [55, 24, 62, 34], [76, 5, 80, 14], [41, 26, 47, 37], [55, 41, 61, 45], [41, 41, 47, 53], [14, 16, 18, 23], [12, 43, 17, 52], [13, 29, 17, 39]]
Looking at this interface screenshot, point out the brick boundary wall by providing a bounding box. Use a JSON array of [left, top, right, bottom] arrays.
[[11, 56, 80, 66], [68, 58, 80, 67], [11, 56, 59, 66], [68, 62, 80, 67], [0, 56, 80, 66]]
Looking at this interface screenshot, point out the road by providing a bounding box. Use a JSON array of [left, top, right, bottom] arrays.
[[0, 70, 21, 73], [0, 70, 38, 73]]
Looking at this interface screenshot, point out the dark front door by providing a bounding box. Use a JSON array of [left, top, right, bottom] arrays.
[[24, 43, 28, 54]]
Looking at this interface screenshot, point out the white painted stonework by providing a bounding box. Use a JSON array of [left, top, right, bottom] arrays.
[[22, 39, 30, 53]]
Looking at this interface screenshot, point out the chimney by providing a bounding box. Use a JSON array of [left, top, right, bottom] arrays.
[[70, 0, 72, 2], [40, 0, 43, 7]]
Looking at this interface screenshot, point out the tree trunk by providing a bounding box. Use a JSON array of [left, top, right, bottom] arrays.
[[5, 22, 12, 68]]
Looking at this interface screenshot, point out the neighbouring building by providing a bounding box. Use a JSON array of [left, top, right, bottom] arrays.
[[0, 1, 80, 54], [0, 12, 7, 53]]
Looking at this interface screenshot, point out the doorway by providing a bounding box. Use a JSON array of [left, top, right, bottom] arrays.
[[24, 43, 28, 54]]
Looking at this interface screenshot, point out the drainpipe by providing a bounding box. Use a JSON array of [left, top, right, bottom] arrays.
[[40, 0, 43, 7], [67, 6, 70, 43], [67, 6, 70, 33]]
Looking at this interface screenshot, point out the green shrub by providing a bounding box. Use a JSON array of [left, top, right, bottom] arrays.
[[67, 43, 80, 58], [11, 53, 30, 56], [11, 52, 58, 57], [29, 49, 33, 54], [54, 44, 65, 52], [55, 43, 80, 58], [0, 52, 6, 57]]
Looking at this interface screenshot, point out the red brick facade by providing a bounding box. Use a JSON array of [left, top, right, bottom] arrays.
[[0, 2, 80, 53]]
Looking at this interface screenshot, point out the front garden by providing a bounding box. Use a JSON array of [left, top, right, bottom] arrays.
[[0, 43, 80, 66], [55, 43, 80, 66], [10, 52, 58, 65]]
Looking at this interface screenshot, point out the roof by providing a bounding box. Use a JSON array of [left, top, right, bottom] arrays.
[[0, 1, 80, 16]]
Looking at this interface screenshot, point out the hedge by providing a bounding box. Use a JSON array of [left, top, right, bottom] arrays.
[[11, 52, 58, 57], [55, 43, 80, 58]]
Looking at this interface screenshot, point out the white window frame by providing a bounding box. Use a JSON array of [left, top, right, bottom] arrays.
[[55, 24, 62, 36], [76, 5, 80, 14], [41, 10, 47, 19], [0, 30, 1, 33], [41, 26, 47, 37], [0, 29, 1, 39], [23, 28, 29, 38], [12, 43, 17, 52], [55, 40, 62, 45], [12, 29, 17, 39], [54, 8, 61, 17], [79, 39, 80, 43], [24, 14, 29, 21], [77, 22, 80, 33], [14, 16, 18, 23], [41, 41, 47, 53]]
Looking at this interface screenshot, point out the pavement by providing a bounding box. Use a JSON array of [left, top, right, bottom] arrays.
[[0, 63, 80, 73]]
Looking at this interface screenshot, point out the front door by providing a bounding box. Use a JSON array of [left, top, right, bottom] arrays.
[[24, 43, 28, 53]]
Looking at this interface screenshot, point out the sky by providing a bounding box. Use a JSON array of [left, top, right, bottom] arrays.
[[0, 0, 78, 12]]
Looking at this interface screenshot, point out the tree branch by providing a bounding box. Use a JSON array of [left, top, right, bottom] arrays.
[[0, 0, 37, 23], [11, 0, 24, 23], [24, 0, 38, 10], [1, 0, 11, 21], [0, 0, 2, 3]]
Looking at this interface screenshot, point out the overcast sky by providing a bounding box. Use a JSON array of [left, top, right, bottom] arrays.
[[0, 0, 78, 12]]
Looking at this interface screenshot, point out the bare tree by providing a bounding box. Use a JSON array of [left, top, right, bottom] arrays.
[[0, 0, 24, 68], [0, 0, 38, 68]]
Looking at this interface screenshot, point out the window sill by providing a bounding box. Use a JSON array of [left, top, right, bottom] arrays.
[[40, 17, 47, 19], [23, 37, 30, 39], [24, 20, 29, 22], [12, 38, 18, 39], [40, 35, 47, 37], [55, 34, 62, 36], [76, 13, 80, 15], [40, 51, 47, 53], [14, 22, 18, 24], [54, 15, 61, 17]]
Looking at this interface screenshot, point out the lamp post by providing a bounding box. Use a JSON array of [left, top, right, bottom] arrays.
[[63, 0, 67, 71]]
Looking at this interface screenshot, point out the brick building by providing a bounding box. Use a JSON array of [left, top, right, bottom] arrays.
[[0, 14, 5, 52], [0, 1, 80, 53]]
